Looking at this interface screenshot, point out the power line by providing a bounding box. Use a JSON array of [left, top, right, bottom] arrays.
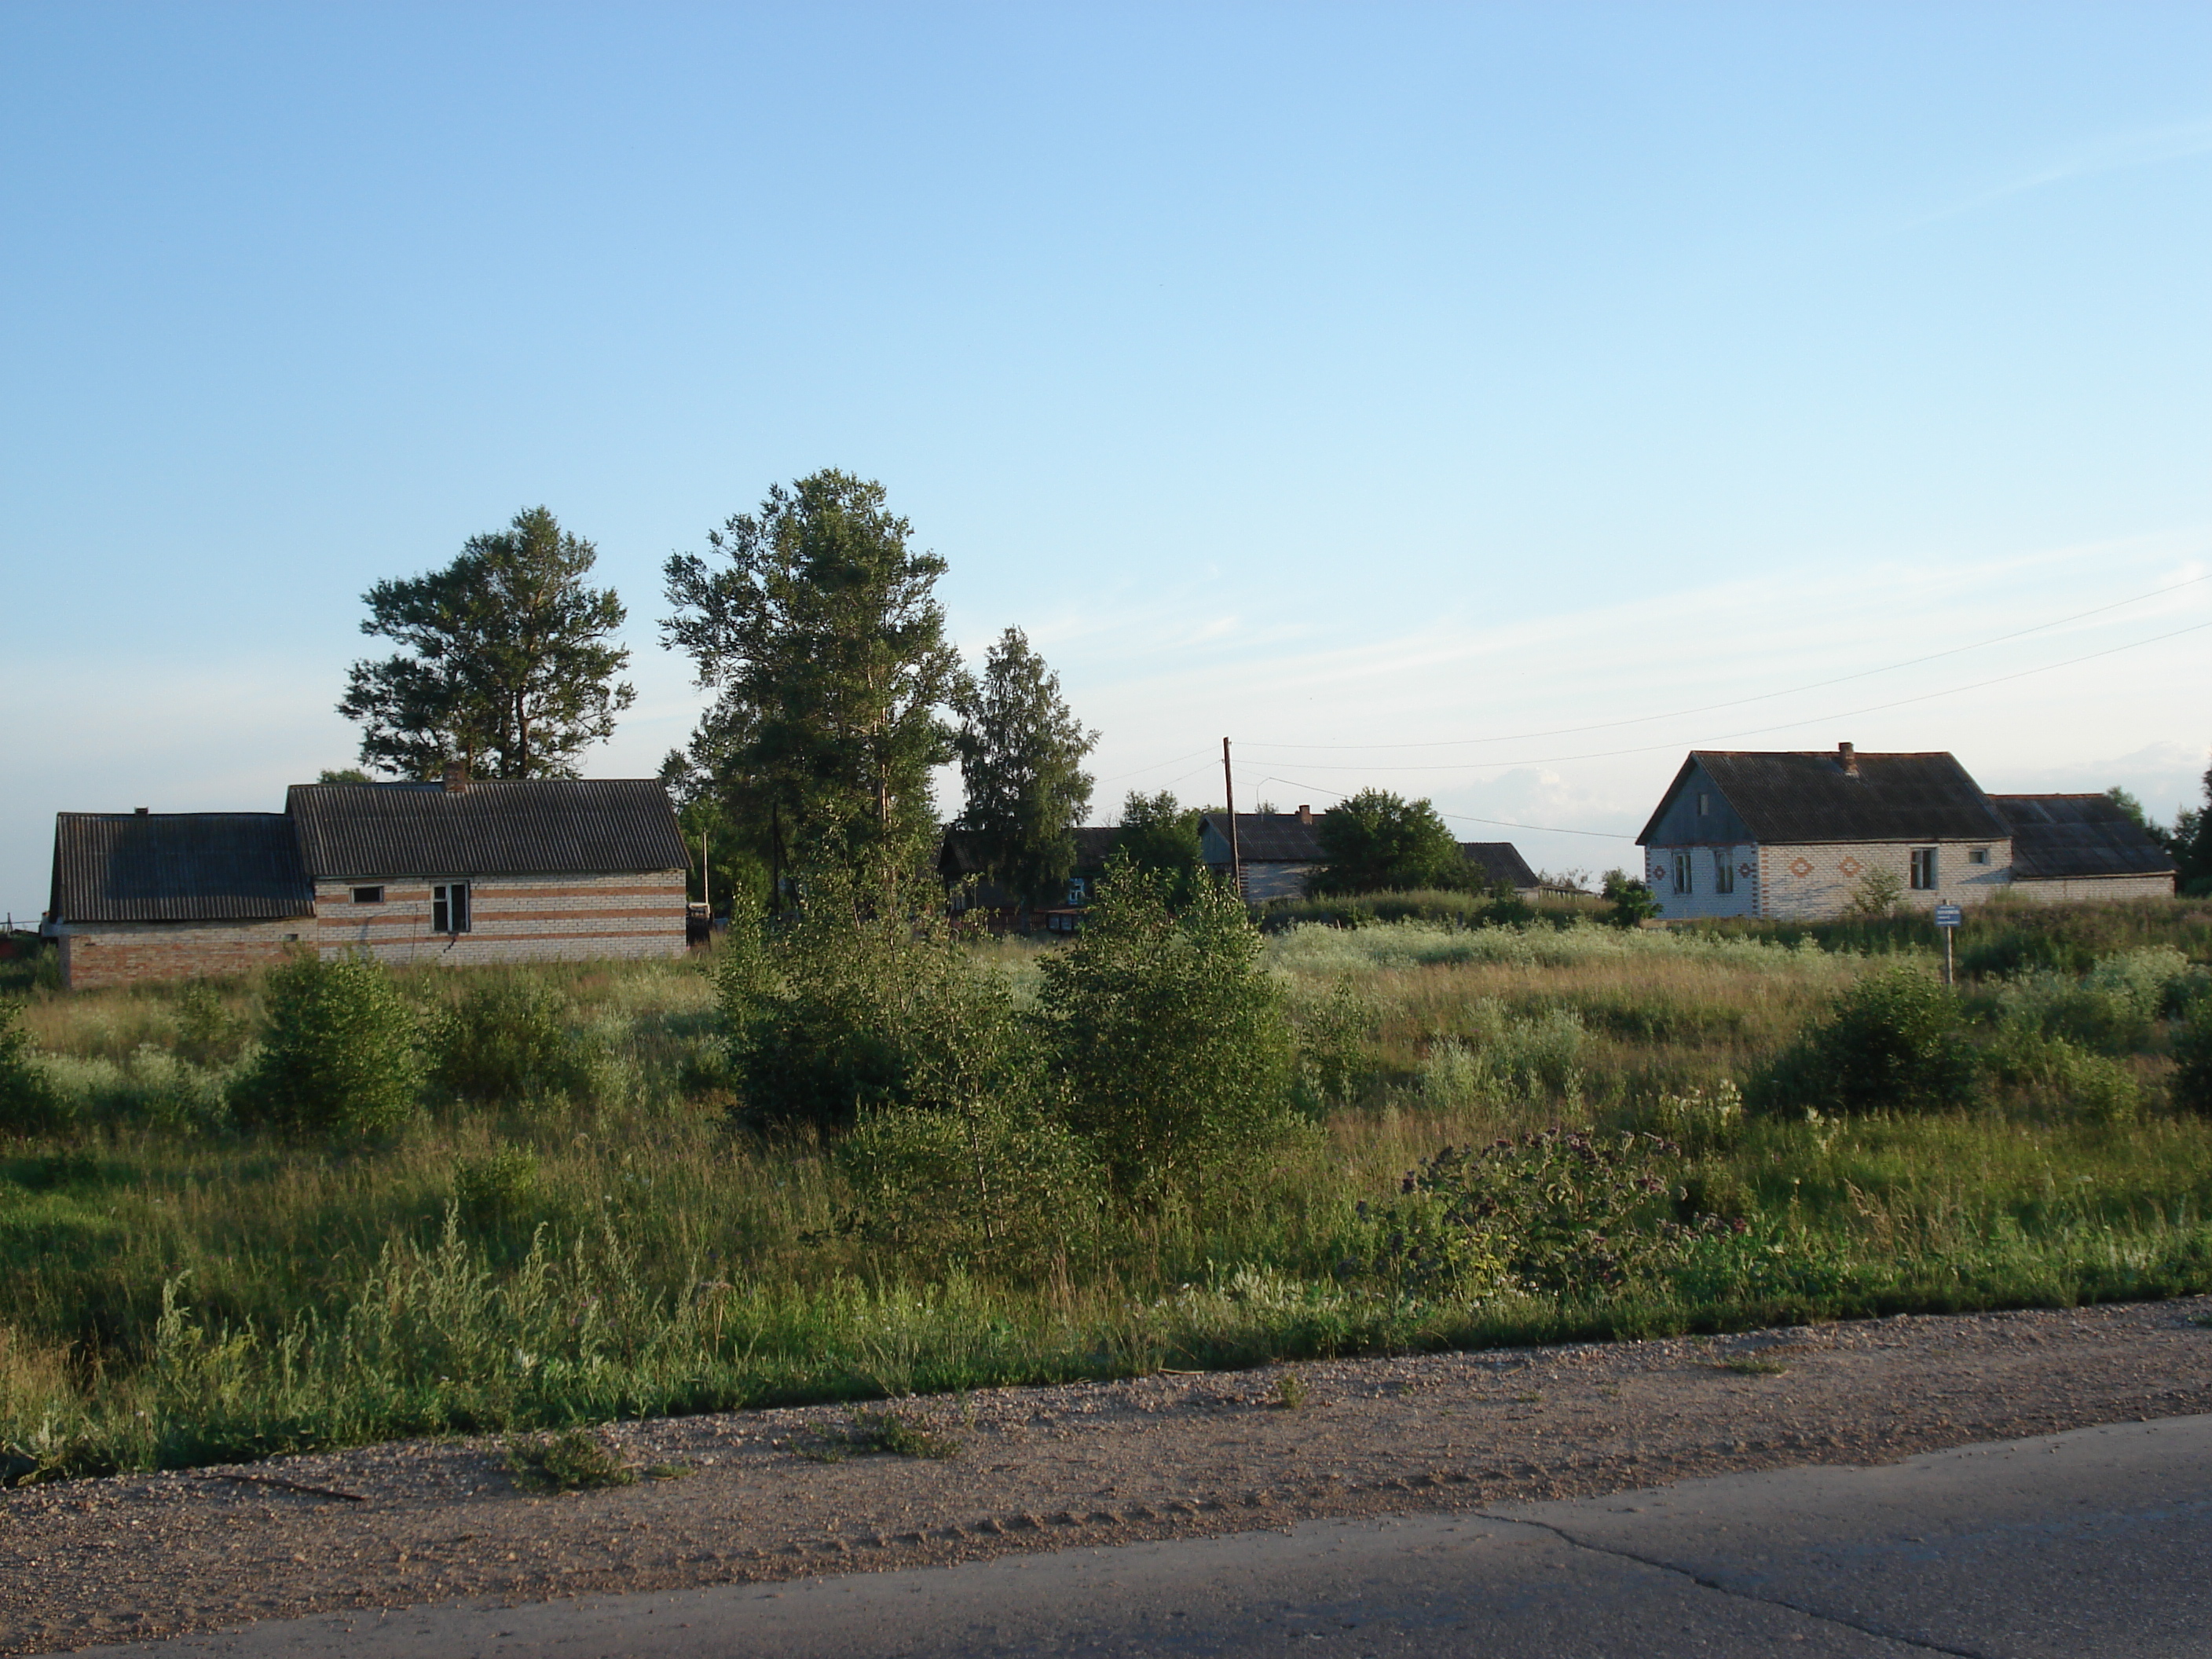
[[1255, 775, 1636, 839], [1236, 569, 2211, 753], [1240, 617, 2212, 772]]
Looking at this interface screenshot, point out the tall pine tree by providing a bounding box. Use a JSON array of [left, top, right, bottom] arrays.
[[340, 507, 633, 778], [661, 471, 965, 892], [954, 628, 1098, 905]]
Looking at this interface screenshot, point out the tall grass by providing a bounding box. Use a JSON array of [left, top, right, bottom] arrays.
[[7, 906, 2212, 1482]]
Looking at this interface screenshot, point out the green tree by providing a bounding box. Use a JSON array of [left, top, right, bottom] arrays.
[[339, 507, 634, 779], [2104, 785, 2152, 830], [661, 472, 966, 888], [2164, 760, 2212, 896], [954, 628, 1098, 906], [1600, 867, 1660, 927], [1111, 790, 1205, 903], [1306, 789, 1467, 896], [1036, 867, 1299, 1205]]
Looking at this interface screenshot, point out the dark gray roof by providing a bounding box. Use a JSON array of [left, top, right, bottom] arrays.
[[1639, 751, 2010, 846], [1200, 812, 1324, 864], [287, 780, 688, 879], [939, 826, 1121, 882], [49, 813, 313, 922], [1459, 841, 1540, 889], [1993, 795, 2177, 882]]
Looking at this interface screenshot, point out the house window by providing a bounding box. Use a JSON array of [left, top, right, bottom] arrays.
[[1067, 876, 1086, 906], [1910, 848, 1938, 891], [1672, 850, 1694, 895], [350, 885, 384, 905], [1698, 792, 1711, 817], [1712, 850, 1734, 895], [1968, 848, 1989, 866], [431, 881, 471, 934]]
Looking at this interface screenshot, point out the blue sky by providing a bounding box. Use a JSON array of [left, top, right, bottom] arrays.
[[5, 2, 2210, 914]]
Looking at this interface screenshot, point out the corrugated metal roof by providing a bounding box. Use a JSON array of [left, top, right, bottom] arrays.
[[1993, 794, 2177, 881], [287, 780, 689, 879], [1638, 751, 2011, 846], [1460, 841, 1540, 889], [1200, 812, 1324, 864], [49, 813, 313, 922]]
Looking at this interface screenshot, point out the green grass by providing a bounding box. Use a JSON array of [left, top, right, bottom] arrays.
[[5, 904, 2212, 1485]]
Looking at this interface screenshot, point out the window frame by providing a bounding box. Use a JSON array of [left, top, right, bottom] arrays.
[[1967, 847, 1990, 866], [1910, 848, 1938, 891], [350, 884, 385, 906], [1672, 849, 1694, 895], [1712, 849, 1735, 895], [431, 881, 472, 935]]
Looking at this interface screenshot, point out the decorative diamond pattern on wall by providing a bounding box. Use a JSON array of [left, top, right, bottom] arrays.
[[1738, 862, 1754, 878], [1789, 857, 1814, 877], [1838, 856, 1865, 878]]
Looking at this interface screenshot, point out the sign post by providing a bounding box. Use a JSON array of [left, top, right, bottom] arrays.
[[1933, 903, 1963, 986]]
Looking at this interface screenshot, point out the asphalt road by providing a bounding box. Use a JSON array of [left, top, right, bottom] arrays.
[[78, 1413, 2212, 1658]]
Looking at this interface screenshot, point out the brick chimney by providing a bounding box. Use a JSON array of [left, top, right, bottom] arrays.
[[1296, 804, 1313, 825], [443, 760, 470, 795], [1838, 742, 1859, 776]]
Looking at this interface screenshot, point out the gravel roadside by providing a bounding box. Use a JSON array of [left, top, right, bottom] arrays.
[[8, 1295, 2212, 1656]]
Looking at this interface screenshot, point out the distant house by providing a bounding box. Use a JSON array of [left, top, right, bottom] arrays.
[[1199, 808, 1324, 902], [1991, 794, 2177, 903], [1635, 744, 2174, 921], [939, 826, 1120, 931], [46, 771, 690, 989], [1460, 841, 1543, 900]]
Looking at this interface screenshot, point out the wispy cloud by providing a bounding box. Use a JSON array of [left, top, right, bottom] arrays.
[[1897, 115, 2212, 233]]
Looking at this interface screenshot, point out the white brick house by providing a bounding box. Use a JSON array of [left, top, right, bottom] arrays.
[[1639, 745, 2011, 922], [1635, 745, 2174, 921]]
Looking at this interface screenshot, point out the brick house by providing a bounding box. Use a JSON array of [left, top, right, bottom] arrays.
[[46, 773, 690, 989], [1636, 744, 2174, 921]]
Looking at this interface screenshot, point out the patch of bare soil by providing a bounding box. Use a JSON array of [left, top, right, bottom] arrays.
[[8, 1296, 2212, 1654]]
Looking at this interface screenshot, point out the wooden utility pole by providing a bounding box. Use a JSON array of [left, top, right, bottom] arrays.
[[701, 827, 711, 913], [1221, 737, 1242, 901]]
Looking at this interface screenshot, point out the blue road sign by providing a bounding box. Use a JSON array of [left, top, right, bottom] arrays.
[[1933, 904, 1963, 928]]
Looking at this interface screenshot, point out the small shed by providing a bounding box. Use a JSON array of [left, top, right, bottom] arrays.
[[1990, 795, 2176, 901]]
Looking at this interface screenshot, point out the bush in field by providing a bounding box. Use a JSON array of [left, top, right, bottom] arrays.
[[230, 955, 422, 1137], [0, 998, 67, 1135], [1291, 979, 1381, 1113], [1037, 867, 1302, 1204], [1600, 869, 1658, 927], [1983, 1026, 2139, 1122], [720, 881, 1035, 1134], [452, 1147, 555, 1234], [1751, 965, 1979, 1117], [838, 1101, 1107, 1275], [430, 981, 595, 1105], [2172, 1018, 2212, 1116], [1356, 1129, 1707, 1298], [1419, 1002, 1586, 1110], [171, 982, 249, 1070]]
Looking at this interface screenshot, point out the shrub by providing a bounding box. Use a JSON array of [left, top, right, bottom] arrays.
[[0, 999, 66, 1135], [1600, 869, 1658, 927], [1291, 979, 1381, 1113], [229, 955, 423, 1137], [1983, 1025, 2140, 1122], [1419, 1002, 1586, 1110], [1751, 965, 1979, 1116], [453, 1148, 548, 1231], [430, 981, 595, 1105], [1844, 867, 1906, 918], [1037, 868, 1304, 1204], [171, 982, 249, 1070], [2173, 1019, 2212, 1116], [504, 1426, 636, 1492], [1357, 1129, 1703, 1298], [837, 1100, 1107, 1276], [720, 882, 1036, 1135]]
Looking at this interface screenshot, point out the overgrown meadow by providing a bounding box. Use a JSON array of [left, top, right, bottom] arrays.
[[7, 892, 2212, 1485]]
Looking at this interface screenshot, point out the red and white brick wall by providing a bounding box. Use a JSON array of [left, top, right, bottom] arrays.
[[2007, 873, 2176, 903], [1756, 839, 2013, 921], [313, 870, 687, 966], [57, 916, 309, 991]]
